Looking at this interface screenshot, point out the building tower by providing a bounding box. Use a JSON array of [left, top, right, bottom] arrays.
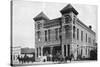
[[60, 4, 78, 58], [33, 12, 49, 60]]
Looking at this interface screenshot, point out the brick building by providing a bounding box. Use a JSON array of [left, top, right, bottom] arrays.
[[33, 4, 96, 61]]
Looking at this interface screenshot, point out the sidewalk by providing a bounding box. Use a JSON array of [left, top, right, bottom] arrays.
[[13, 60, 97, 66]]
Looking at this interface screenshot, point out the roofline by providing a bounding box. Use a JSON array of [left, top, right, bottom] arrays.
[[76, 18, 96, 35]]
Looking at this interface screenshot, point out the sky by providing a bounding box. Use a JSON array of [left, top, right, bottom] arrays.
[[12, 0, 97, 48]]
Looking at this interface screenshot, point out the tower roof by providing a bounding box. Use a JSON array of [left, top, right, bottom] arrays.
[[33, 12, 49, 21], [60, 4, 78, 15]]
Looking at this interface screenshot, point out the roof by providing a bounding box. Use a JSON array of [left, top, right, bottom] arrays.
[[21, 48, 35, 54], [60, 4, 78, 15], [33, 12, 49, 21], [77, 18, 95, 35], [43, 17, 61, 28]]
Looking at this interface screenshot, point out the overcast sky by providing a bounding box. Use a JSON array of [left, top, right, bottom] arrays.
[[12, 0, 97, 48]]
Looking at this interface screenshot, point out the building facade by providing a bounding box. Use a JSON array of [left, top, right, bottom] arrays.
[[12, 46, 21, 64], [33, 4, 96, 61]]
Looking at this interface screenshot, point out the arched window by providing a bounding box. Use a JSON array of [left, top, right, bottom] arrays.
[[65, 25, 71, 30], [65, 15, 72, 23], [37, 22, 42, 30], [37, 31, 41, 41]]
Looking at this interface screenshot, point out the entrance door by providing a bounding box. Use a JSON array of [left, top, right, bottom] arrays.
[[43, 47, 50, 56]]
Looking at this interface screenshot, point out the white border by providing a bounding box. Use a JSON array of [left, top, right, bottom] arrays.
[[0, 0, 99, 67]]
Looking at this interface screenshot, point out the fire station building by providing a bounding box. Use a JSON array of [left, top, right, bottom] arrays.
[[33, 4, 96, 61]]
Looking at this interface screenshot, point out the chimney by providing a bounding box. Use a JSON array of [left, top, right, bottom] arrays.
[[89, 25, 92, 29]]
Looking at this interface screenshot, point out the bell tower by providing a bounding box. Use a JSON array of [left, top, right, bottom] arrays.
[[60, 4, 79, 57], [33, 12, 49, 31], [33, 12, 49, 59], [60, 4, 78, 24]]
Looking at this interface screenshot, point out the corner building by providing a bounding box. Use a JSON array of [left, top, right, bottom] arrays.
[[33, 4, 96, 61]]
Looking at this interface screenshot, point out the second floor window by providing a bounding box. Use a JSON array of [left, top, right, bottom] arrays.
[[86, 33, 87, 42], [81, 31, 83, 41], [37, 31, 41, 41], [45, 30, 47, 41], [77, 28, 79, 40], [73, 26, 76, 39], [37, 22, 41, 30], [93, 40, 95, 45], [48, 29, 51, 41], [73, 16, 75, 24], [55, 28, 59, 40], [88, 37, 91, 43]]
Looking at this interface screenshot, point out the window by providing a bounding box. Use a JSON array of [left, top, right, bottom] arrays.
[[81, 31, 83, 41], [55, 28, 59, 40], [65, 25, 71, 30], [90, 38, 91, 43], [81, 48, 82, 56], [45, 30, 47, 41], [59, 28, 61, 39], [93, 40, 95, 45], [88, 37, 89, 43], [64, 45, 66, 56], [73, 16, 75, 24], [88, 37, 91, 43], [37, 22, 41, 30], [86, 33, 87, 42], [65, 15, 72, 23], [73, 26, 76, 39], [48, 29, 51, 41], [77, 29, 79, 40], [86, 48, 87, 55], [37, 31, 41, 41], [37, 48, 38, 57], [39, 47, 41, 56]]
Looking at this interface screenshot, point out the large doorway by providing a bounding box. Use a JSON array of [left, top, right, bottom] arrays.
[[52, 46, 62, 61], [43, 46, 62, 61], [43, 47, 50, 56], [52, 46, 61, 56]]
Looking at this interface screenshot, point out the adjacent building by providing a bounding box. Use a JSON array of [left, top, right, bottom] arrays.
[[33, 4, 96, 61], [12, 46, 21, 64]]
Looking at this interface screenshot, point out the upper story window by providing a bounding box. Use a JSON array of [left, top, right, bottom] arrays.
[[73, 26, 76, 39], [65, 15, 72, 23], [37, 31, 41, 41], [48, 29, 51, 41], [81, 31, 83, 41], [73, 16, 76, 24], [93, 40, 95, 45], [88, 37, 91, 43], [77, 28, 79, 40], [86, 33, 87, 42], [37, 22, 42, 30], [45, 30, 47, 41], [64, 25, 71, 38], [55, 28, 59, 40], [65, 25, 71, 30]]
